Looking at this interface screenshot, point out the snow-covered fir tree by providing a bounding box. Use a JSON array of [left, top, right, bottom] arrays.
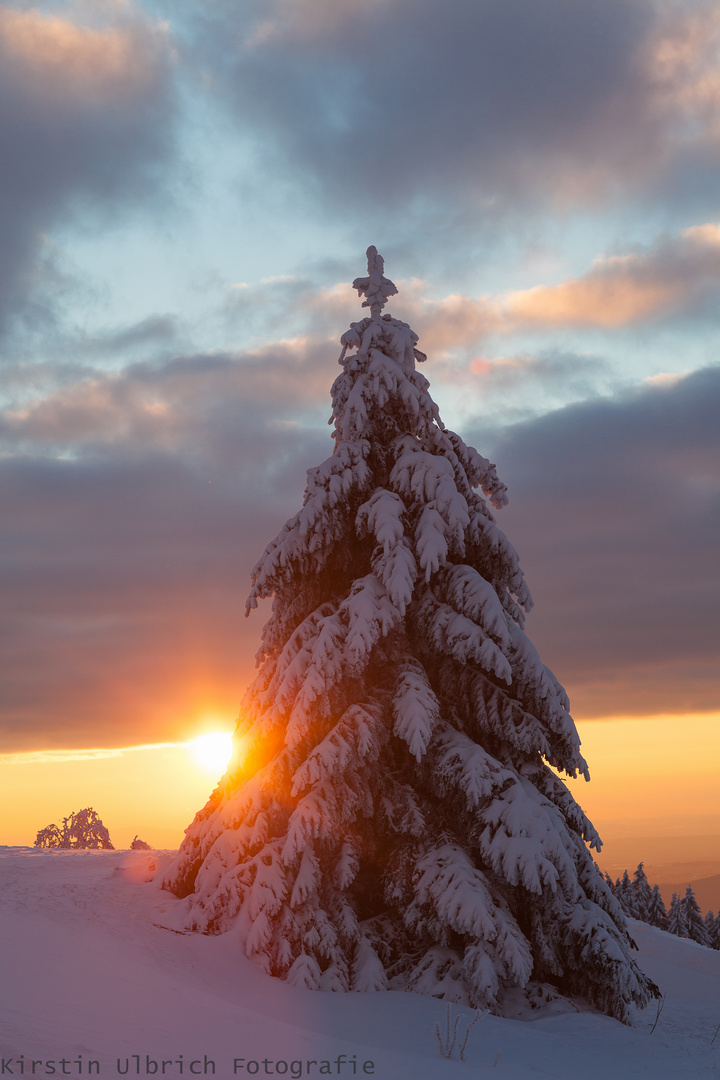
[[631, 863, 652, 922], [667, 892, 687, 937], [646, 884, 668, 930], [704, 910, 717, 949], [681, 885, 711, 946], [162, 248, 659, 1022], [706, 911, 720, 950], [614, 870, 637, 918]]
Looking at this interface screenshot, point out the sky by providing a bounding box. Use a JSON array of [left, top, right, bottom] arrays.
[[0, 0, 718, 850]]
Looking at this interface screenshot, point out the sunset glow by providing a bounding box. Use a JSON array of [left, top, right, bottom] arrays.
[[187, 732, 234, 774], [0, 713, 717, 857]]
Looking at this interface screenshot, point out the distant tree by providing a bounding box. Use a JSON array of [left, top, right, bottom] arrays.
[[704, 911, 719, 950], [615, 870, 637, 918], [646, 884, 668, 930], [710, 912, 720, 951], [681, 885, 711, 946], [131, 836, 152, 851], [631, 863, 653, 921], [34, 823, 64, 849], [667, 892, 687, 938], [33, 808, 114, 850]]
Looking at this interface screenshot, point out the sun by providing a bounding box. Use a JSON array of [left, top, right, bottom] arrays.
[[187, 731, 234, 774]]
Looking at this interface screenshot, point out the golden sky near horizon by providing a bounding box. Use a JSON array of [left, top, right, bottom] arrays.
[[1, 713, 718, 854]]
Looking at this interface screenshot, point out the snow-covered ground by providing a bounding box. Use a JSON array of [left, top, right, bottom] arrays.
[[1, 848, 718, 1080]]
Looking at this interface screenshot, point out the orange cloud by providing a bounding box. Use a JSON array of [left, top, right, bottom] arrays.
[[221, 222, 720, 363], [647, 5, 720, 141], [503, 224, 720, 329], [0, 338, 335, 452], [503, 259, 677, 329], [370, 223, 720, 353], [0, 6, 171, 104]]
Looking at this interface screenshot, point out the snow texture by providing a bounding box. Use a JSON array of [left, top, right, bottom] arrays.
[[1, 849, 718, 1080], [161, 249, 658, 1022]]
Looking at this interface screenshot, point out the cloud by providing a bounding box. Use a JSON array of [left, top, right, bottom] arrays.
[[1, 341, 717, 750], [0, 2, 177, 337], [502, 223, 720, 329], [0, 447, 294, 752], [0, 6, 167, 100], [78, 315, 182, 357], [481, 364, 720, 718], [193, 0, 720, 223], [640, 3, 720, 209], [461, 351, 619, 427], [357, 222, 720, 359], [0, 340, 335, 751], [0, 338, 334, 459], [0, 743, 178, 766]]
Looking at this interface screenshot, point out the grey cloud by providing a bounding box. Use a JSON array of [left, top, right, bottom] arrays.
[[0, 341, 335, 750], [2, 346, 717, 750], [465, 350, 620, 426], [78, 315, 181, 357], [480, 364, 720, 717], [192, 0, 712, 222], [502, 224, 720, 330], [0, 4, 178, 339], [0, 429, 329, 753], [0, 340, 336, 463]]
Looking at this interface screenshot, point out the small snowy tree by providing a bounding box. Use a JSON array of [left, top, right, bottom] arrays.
[[162, 248, 659, 1021], [646, 884, 668, 930], [631, 863, 652, 922], [704, 911, 717, 949], [34, 808, 114, 850], [705, 911, 720, 950], [614, 871, 637, 918], [34, 823, 63, 849], [667, 892, 687, 938], [131, 836, 152, 851], [681, 885, 710, 947]]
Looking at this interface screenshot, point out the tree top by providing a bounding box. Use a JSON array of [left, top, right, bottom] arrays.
[[352, 245, 398, 319]]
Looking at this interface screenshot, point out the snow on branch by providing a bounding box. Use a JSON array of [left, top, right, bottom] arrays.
[[392, 659, 441, 761], [283, 779, 357, 863], [439, 564, 511, 647], [465, 503, 533, 620], [462, 671, 552, 761], [417, 592, 513, 683], [246, 442, 372, 610], [430, 722, 514, 808], [291, 702, 386, 794], [409, 842, 497, 940], [444, 430, 509, 510], [352, 246, 398, 318], [343, 574, 402, 666], [529, 763, 602, 850], [356, 488, 406, 551], [405, 843, 533, 1007], [478, 777, 578, 897]]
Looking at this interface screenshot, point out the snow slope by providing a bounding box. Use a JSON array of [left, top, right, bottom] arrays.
[[0, 848, 718, 1080]]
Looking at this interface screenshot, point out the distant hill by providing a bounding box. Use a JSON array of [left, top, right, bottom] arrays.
[[657, 872, 720, 915], [597, 832, 720, 914], [597, 833, 720, 885]]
